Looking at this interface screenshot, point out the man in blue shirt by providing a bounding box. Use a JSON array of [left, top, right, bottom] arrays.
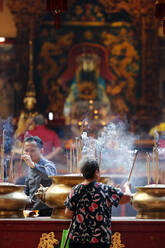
[[22, 136, 57, 216]]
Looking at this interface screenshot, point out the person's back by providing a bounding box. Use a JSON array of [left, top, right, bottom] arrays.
[[64, 157, 132, 248], [65, 181, 122, 245]]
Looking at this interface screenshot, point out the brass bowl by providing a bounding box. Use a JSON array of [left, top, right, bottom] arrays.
[[0, 183, 28, 218], [36, 175, 110, 219], [132, 184, 165, 219]]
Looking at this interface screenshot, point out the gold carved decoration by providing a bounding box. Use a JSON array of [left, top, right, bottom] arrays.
[[38, 232, 59, 248], [110, 232, 125, 248]]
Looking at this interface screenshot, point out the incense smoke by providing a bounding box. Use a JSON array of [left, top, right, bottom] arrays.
[[81, 121, 137, 174]]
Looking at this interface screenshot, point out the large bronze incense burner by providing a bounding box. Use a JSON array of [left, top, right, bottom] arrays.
[[0, 183, 28, 218], [36, 175, 110, 219], [132, 184, 165, 219]]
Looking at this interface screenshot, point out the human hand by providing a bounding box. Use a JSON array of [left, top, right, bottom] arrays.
[[21, 154, 35, 168], [123, 181, 131, 194]]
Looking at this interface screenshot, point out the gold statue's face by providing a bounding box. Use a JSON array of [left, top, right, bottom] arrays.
[[24, 96, 36, 111], [82, 59, 96, 71]]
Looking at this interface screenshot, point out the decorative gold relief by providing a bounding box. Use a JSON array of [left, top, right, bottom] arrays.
[[38, 232, 59, 248], [110, 232, 125, 248]]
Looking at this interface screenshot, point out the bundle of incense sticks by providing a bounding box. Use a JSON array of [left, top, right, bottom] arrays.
[[68, 137, 83, 173]]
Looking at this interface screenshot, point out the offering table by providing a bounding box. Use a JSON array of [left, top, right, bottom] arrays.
[[0, 217, 165, 248]]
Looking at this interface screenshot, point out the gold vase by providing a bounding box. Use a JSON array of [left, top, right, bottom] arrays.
[[36, 175, 109, 219], [0, 183, 28, 218], [132, 185, 165, 219]]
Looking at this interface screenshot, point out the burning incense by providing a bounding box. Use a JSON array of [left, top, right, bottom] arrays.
[[73, 144, 76, 173], [66, 151, 69, 173], [76, 137, 79, 166], [95, 148, 97, 161], [155, 148, 159, 184], [146, 153, 149, 184], [0, 130, 5, 182], [146, 153, 150, 185], [99, 151, 101, 166], [153, 130, 159, 184], [9, 151, 14, 180], [148, 153, 151, 184], [20, 139, 25, 168], [128, 150, 138, 182], [79, 138, 82, 161], [70, 144, 72, 173], [152, 147, 155, 183]]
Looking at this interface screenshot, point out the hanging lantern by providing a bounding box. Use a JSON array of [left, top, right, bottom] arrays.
[[46, 0, 68, 29]]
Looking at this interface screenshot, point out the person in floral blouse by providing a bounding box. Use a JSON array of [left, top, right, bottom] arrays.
[[64, 157, 132, 248]]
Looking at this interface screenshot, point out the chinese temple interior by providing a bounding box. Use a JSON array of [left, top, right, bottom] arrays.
[[1, 1, 165, 247]]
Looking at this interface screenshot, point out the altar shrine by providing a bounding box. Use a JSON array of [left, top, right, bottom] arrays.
[[1, 217, 165, 248]]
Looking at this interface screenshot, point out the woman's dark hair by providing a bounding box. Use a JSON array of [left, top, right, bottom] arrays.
[[25, 136, 43, 148], [79, 157, 99, 179]]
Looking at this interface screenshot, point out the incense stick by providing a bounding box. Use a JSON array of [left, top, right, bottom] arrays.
[[70, 144, 72, 173], [9, 151, 14, 180], [146, 153, 149, 185], [95, 148, 97, 161], [76, 137, 79, 167], [155, 148, 159, 184], [128, 151, 138, 182], [152, 147, 155, 184], [73, 145, 75, 173], [79, 139, 82, 161], [66, 151, 69, 173], [99, 151, 101, 166], [1, 130, 5, 182], [148, 153, 151, 184], [19, 139, 25, 165]]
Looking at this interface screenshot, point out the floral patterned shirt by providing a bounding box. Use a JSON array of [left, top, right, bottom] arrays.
[[64, 181, 123, 244]]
